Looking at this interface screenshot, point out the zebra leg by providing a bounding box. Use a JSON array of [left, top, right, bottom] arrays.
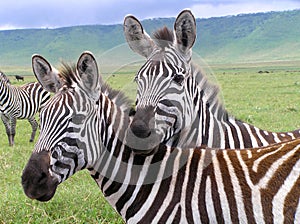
[[28, 117, 38, 142], [10, 116, 17, 146], [1, 114, 15, 146]]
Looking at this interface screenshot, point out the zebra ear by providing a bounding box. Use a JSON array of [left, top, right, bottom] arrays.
[[124, 15, 155, 58], [174, 9, 196, 54], [32, 55, 62, 93], [77, 51, 100, 101]]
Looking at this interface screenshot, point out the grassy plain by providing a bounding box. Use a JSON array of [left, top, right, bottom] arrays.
[[0, 60, 300, 223]]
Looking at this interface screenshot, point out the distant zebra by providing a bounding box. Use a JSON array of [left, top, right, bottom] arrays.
[[124, 10, 300, 151], [22, 52, 300, 223], [0, 72, 50, 145]]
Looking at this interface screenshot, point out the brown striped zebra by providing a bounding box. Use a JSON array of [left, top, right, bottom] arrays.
[[0, 71, 50, 145], [22, 52, 300, 223], [124, 10, 300, 152]]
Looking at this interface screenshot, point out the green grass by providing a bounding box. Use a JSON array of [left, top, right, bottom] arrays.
[[211, 62, 300, 131], [0, 61, 300, 223], [0, 137, 122, 223]]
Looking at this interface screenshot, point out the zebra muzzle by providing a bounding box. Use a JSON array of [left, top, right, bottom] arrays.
[[21, 151, 59, 202], [128, 106, 163, 154], [130, 119, 152, 138], [130, 106, 156, 138]]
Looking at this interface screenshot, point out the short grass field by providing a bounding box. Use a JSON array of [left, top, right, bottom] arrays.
[[0, 60, 300, 223]]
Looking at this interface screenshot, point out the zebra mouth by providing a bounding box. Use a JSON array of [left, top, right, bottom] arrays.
[[23, 180, 58, 202], [35, 184, 58, 202]]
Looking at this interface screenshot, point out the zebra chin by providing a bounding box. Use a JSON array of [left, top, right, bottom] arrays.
[[21, 150, 59, 202]]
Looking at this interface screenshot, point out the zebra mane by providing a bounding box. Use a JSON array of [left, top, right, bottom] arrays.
[[0, 71, 11, 84], [191, 62, 231, 121], [152, 26, 174, 48], [100, 83, 133, 111], [59, 62, 133, 111], [59, 62, 78, 87]]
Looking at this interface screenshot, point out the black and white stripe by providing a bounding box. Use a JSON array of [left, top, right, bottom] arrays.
[[93, 139, 300, 223], [22, 52, 300, 223], [0, 72, 50, 145]]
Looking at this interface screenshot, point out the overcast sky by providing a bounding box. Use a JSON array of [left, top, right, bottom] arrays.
[[0, 0, 300, 30]]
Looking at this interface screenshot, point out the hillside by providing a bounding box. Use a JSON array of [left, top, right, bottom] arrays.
[[0, 10, 300, 68], [196, 10, 300, 63]]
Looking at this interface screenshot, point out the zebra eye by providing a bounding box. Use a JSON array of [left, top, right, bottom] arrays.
[[173, 74, 184, 85], [71, 114, 86, 125]]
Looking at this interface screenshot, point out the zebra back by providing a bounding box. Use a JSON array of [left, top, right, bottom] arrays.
[[2, 82, 50, 119], [0, 70, 50, 118], [21, 82, 51, 111]]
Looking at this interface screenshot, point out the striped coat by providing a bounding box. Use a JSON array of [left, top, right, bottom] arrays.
[[22, 52, 300, 223]]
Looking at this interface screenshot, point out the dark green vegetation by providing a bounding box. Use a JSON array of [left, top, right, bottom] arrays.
[[0, 10, 300, 67], [0, 61, 300, 222]]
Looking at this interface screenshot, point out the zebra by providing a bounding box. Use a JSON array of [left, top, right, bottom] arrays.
[[0, 71, 50, 146], [123, 10, 300, 151], [22, 52, 300, 223]]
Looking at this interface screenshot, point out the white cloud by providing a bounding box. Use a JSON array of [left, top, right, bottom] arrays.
[[0, 0, 300, 30], [191, 1, 300, 18]]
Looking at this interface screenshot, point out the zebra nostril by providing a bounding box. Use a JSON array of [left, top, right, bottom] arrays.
[[130, 120, 151, 138]]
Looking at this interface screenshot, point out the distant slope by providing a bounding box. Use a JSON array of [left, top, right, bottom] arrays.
[[196, 10, 300, 63], [0, 24, 124, 66], [0, 10, 300, 67]]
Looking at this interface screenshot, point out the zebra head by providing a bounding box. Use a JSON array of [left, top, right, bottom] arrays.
[[22, 52, 100, 201], [124, 10, 196, 147]]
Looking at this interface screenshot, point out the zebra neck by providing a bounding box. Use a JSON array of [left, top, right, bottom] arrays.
[[183, 106, 300, 149], [224, 117, 300, 148], [97, 93, 130, 142], [90, 143, 190, 221], [185, 72, 300, 149]]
